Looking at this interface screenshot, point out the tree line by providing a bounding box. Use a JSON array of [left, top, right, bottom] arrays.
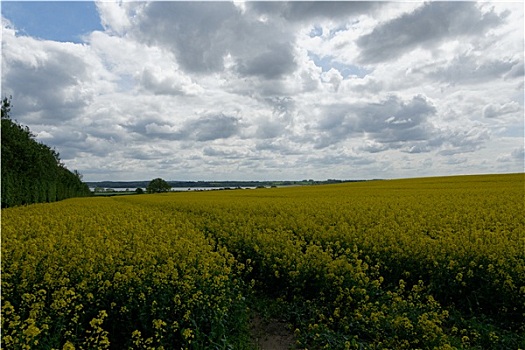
[[1, 97, 91, 208]]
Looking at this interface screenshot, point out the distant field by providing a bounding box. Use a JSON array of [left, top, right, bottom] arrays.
[[2, 173, 524, 349]]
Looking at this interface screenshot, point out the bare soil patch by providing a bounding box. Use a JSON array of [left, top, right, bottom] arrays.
[[250, 314, 296, 350]]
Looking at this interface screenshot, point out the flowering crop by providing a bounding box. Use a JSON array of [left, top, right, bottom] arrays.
[[2, 173, 524, 349], [1, 198, 248, 349]]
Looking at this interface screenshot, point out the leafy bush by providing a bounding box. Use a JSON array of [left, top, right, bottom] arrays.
[[146, 178, 171, 194]]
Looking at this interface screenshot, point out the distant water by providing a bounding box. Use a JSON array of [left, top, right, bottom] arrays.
[[91, 187, 256, 192]]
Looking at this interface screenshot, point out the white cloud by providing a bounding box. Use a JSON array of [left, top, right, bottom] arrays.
[[139, 65, 203, 96], [95, 1, 138, 35], [2, 1, 523, 181], [1, 25, 111, 122], [483, 102, 521, 119], [356, 2, 507, 64]]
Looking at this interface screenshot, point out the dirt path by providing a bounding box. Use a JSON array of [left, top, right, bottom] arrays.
[[250, 314, 296, 350]]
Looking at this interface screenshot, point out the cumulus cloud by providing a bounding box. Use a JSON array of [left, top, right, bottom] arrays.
[[483, 102, 521, 119], [438, 127, 490, 156], [511, 147, 525, 162], [505, 60, 524, 79], [314, 95, 438, 150], [144, 114, 242, 142], [139, 65, 202, 96], [131, 1, 298, 80], [135, 2, 236, 73], [236, 42, 297, 79], [247, 2, 380, 22], [415, 54, 520, 85], [357, 2, 507, 63], [96, 1, 137, 35], [1, 27, 101, 122], [187, 114, 242, 142], [255, 118, 284, 139], [2, 1, 523, 180]]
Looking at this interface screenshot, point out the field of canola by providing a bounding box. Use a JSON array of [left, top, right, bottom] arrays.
[[2, 173, 524, 349]]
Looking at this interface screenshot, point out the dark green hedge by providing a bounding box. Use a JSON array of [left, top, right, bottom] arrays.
[[1, 98, 91, 207]]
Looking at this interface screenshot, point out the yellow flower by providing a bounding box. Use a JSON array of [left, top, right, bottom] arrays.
[[62, 341, 75, 350], [182, 328, 194, 340]]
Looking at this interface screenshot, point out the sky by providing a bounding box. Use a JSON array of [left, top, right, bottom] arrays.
[[1, 1, 524, 182]]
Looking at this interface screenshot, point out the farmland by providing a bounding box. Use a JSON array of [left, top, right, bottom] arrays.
[[2, 173, 524, 349]]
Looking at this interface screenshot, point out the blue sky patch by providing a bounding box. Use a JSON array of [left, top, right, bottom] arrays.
[[309, 25, 323, 38], [2, 1, 102, 43], [308, 52, 371, 79]]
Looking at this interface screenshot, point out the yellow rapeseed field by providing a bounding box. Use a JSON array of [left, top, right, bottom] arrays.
[[2, 173, 524, 349]]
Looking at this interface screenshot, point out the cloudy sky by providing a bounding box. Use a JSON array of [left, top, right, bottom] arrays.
[[1, 1, 523, 181]]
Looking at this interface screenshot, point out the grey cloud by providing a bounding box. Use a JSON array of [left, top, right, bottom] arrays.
[[255, 96, 296, 135], [255, 119, 283, 139], [203, 146, 244, 159], [124, 148, 169, 161], [504, 60, 524, 79], [134, 2, 297, 80], [203, 147, 228, 158], [236, 42, 296, 79], [402, 144, 433, 154], [255, 140, 283, 152], [266, 96, 295, 115], [36, 129, 86, 160], [139, 68, 183, 96], [2, 44, 93, 122], [359, 141, 387, 154], [443, 156, 468, 165], [511, 147, 524, 162], [305, 153, 375, 168], [124, 118, 160, 138], [1, 32, 116, 160], [358, 96, 436, 142], [136, 2, 237, 74], [438, 128, 490, 156], [497, 147, 525, 163], [317, 106, 346, 131], [85, 127, 125, 144], [129, 2, 385, 84], [315, 95, 437, 150], [254, 80, 293, 99], [421, 55, 520, 85], [189, 114, 241, 141], [143, 114, 242, 142], [357, 2, 506, 63], [37, 126, 119, 160], [247, 2, 380, 21], [255, 139, 303, 155], [483, 102, 521, 119]]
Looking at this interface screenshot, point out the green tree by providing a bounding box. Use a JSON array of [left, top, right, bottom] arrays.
[[135, 188, 144, 194], [1, 95, 12, 119], [1, 96, 91, 207], [146, 178, 171, 193]]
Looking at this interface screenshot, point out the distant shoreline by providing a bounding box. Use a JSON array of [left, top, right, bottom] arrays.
[[86, 179, 369, 190]]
